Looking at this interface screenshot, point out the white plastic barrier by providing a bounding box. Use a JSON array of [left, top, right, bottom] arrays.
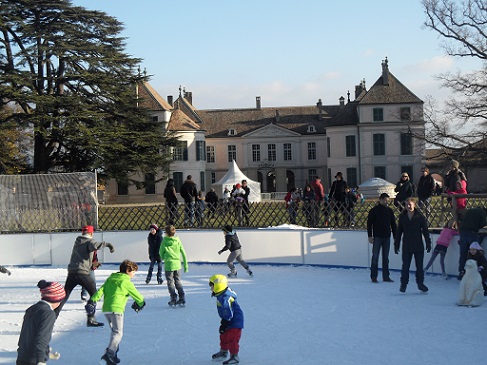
[[0, 229, 461, 276]]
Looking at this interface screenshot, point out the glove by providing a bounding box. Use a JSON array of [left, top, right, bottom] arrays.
[[426, 244, 431, 253], [368, 237, 374, 244], [478, 266, 484, 272], [106, 243, 115, 253], [184, 267, 189, 273], [131, 301, 146, 313], [394, 246, 399, 254], [84, 300, 96, 316], [0, 266, 11, 275], [218, 250, 223, 255], [219, 319, 230, 334], [49, 348, 61, 360]]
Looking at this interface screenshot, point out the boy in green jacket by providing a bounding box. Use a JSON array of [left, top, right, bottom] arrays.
[[86, 260, 145, 365], [160, 225, 189, 308]]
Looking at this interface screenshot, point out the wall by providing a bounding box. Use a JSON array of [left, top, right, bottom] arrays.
[[0, 229, 461, 276]]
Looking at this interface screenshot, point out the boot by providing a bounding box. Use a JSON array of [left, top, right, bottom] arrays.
[[399, 284, 407, 293], [146, 268, 153, 284], [211, 350, 228, 361], [418, 283, 429, 292], [247, 268, 253, 277], [227, 270, 237, 278], [100, 349, 117, 365], [114, 346, 121, 364], [157, 275, 163, 285], [177, 298, 186, 307], [223, 354, 240, 364], [87, 315, 104, 327], [168, 299, 177, 308]]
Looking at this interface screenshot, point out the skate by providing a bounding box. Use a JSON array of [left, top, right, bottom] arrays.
[[168, 299, 177, 308], [442, 272, 448, 280], [247, 269, 253, 277], [212, 350, 228, 361], [100, 349, 116, 365], [399, 284, 407, 293], [227, 270, 237, 278], [87, 316, 104, 327], [177, 299, 186, 308], [418, 283, 429, 293], [223, 354, 240, 364], [157, 277, 163, 285]]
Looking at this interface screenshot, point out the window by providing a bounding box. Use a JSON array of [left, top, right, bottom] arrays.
[[252, 144, 261, 162], [152, 116, 159, 122], [373, 134, 385, 156], [173, 172, 183, 193], [400, 133, 413, 155], [268, 144, 276, 161], [327, 137, 331, 158], [117, 182, 128, 196], [206, 145, 215, 163], [196, 141, 206, 161], [228, 145, 236, 162], [400, 107, 411, 121], [308, 169, 317, 183], [228, 128, 237, 136], [200, 171, 205, 191], [308, 142, 316, 160], [374, 166, 386, 180], [346, 135, 356, 157], [144, 173, 155, 194], [373, 108, 384, 122], [173, 141, 188, 161], [346, 168, 357, 188], [307, 125, 316, 133], [211, 172, 216, 184], [283, 143, 292, 161]]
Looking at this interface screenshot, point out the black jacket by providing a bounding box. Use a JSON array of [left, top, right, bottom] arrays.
[[17, 301, 56, 364], [180, 179, 198, 203], [220, 231, 242, 252], [367, 203, 397, 238], [394, 209, 431, 253], [394, 180, 414, 202], [329, 179, 347, 202], [148, 229, 163, 260], [164, 184, 178, 204], [416, 174, 435, 200]]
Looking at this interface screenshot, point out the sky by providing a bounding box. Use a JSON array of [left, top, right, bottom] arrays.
[[70, 0, 481, 110], [0, 264, 482, 365]]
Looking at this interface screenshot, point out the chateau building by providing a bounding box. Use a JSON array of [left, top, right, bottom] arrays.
[[106, 59, 426, 203]]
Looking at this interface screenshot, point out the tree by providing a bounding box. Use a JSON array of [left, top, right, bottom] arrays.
[[0, 0, 177, 182], [0, 106, 29, 174], [420, 0, 487, 159]]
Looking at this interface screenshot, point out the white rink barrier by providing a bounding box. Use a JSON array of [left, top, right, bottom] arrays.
[[0, 229, 463, 276]]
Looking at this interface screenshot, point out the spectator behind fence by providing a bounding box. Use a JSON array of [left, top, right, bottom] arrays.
[[205, 188, 219, 219], [180, 175, 198, 227], [328, 172, 347, 227], [164, 179, 179, 225], [448, 180, 467, 222], [445, 159, 467, 194], [302, 184, 318, 227], [416, 167, 435, 217], [284, 187, 300, 225], [394, 172, 414, 210]]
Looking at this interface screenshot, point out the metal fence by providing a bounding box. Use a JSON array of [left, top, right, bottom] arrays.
[[2, 193, 485, 233]]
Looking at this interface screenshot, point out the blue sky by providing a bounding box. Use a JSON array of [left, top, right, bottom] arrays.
[[72, 0, 478, 109]]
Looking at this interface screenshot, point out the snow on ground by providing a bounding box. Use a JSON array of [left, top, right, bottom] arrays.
[[0, 264, 483, 365]]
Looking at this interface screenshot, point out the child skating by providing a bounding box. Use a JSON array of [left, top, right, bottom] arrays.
[[219, 225, 252, 278], [424, 220, 458, 278], [159, 225, 188, 308], [146, 223, 163, 284], [209, 274, 244, 364], [86, 259, 145, 365]]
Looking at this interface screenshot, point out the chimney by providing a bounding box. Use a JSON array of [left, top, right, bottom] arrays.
[[256, 96, 261, 110], [185, 91, 193, 105], [355, 79, 366, 99], [339, 96, 345, 107], [167, 95, 173, 107], [275, 110, 280, 122], [317, 99, 323, 120], [381, 57, 389, 85]]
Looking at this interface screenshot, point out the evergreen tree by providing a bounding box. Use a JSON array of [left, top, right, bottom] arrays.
[[0, 0, 177, 182]]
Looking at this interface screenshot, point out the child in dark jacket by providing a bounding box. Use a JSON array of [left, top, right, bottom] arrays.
[[146, 224, 163, 284], [17, 280, 66, 365], [467, 242, 487, 295], [219, 225, 252, 278], [209, 274, 244, 365]]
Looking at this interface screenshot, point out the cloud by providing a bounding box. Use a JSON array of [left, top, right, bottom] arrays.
[[362, 49, 374, 57], [403, 56, 454, 73]]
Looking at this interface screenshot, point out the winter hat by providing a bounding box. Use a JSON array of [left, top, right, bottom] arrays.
[[82, 225, 94, 234], [235, 183, 241, 189], [451, 159, 460, 169], [38, 280, 66, 303], [149, 223, 158, 231], [335, 172, 343, 178], [222, 225, 233, 233], [469, 242, 482, 251]]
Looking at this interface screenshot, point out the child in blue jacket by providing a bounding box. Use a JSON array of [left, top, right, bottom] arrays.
[[209, 274, 244, 365]]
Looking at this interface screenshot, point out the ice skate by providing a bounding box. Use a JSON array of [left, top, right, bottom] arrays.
[[212, 350, 228, 361], [100, 349, 116, 365], [223, 354, 240, 364], [227, 270, 237, 278], [177, 299, 186, 308], [247, 269, 253, 277], [168, 299, 177, 308], [399, 284, 407, 293], [442, 272, 448, 279], [87, 316, 104, 327], [418, 283, 429, 293], [157, 277, 163, 284]]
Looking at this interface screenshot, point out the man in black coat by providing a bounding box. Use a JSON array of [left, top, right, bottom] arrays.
[[328, 172, 347, 226], [180, 175, 198, 227], [367, 193, 397, 283], [394, 197, 431, 293], [416, 167, 435, 217]]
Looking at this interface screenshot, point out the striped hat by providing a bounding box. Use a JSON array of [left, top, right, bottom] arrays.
[[37, 280, 66, 303]]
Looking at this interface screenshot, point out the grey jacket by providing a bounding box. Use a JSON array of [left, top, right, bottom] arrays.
[[67, 234, 109, 275]]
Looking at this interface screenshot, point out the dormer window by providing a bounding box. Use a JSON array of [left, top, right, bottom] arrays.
[[307, 125, 316, 133], [228, 128, 237, 136]]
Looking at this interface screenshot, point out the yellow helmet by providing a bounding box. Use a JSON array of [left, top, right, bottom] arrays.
[[209, 274, 228, 294]]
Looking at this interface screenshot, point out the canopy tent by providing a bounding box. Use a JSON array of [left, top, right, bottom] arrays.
[[358, 177, 396, 200], [213, 160, 261, 202]]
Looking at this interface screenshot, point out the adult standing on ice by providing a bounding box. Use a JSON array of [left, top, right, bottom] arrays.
[[394, 197, 431, 293], [54, 225, 114, 327]]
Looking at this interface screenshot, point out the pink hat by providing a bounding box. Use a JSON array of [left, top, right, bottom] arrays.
[[82, 225, 94, 234], [38, 280, 66, 303]]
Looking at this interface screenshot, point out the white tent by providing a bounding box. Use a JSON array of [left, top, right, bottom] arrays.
[[358, 177, 396, 200], [213, 160, 261, 202]]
